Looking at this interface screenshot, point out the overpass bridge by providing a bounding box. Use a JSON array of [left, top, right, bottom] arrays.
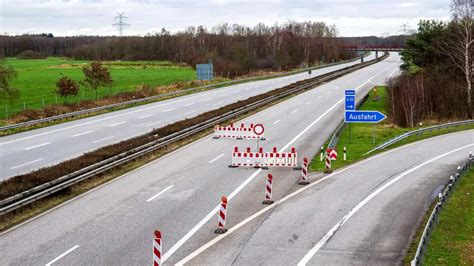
[[344, 45, 404, 62]]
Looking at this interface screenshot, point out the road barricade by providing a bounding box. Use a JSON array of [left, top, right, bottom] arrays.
[[265, 147, 298, 168], [213, 123, 265, 140], [230, 146, 298, 168], [230, 147, 266, 167]]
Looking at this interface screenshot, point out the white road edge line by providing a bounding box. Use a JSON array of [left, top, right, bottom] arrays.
[[11, 158, 44, 169], [24, 142, 51, 150], [175, 142, 473, 266], [166, 73, 377, 263], [146, 185, 173, 202], [92, 136, 114, 144], [273, 120, 281, 125], [297, 143, 474, 265], [174, 63, 397, 264], [45, 245, 80, 266], [146, 121, 162, 127], [107, 121, 126, 127], [208, 153, 225, 164], [71, 131, 93, 138]]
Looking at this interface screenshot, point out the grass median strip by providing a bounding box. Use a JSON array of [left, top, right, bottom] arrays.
[[405, 168, 474, 265], [309, 86, 474, 172]]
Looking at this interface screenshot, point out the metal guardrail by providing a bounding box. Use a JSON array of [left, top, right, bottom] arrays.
[[365, 120, 474, 154], [0, 56, 364, 132], [411, 153, 473, 265], [0, 53, 388, 216]]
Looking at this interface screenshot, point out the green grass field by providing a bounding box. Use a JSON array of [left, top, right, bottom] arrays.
[[1, 57, 196, 119], [423, 168, 474, 265]]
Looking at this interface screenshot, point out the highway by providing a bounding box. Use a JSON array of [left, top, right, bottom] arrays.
[[180, 131, 473, 265], [0, 53, 400, 265], [0, 55, 376, 180]]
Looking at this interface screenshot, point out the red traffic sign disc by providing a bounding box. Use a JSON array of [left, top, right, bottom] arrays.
[[253, 124, 265, 135]]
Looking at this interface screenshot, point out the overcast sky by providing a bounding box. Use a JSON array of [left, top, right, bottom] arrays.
[[0, 0, 452, 37]]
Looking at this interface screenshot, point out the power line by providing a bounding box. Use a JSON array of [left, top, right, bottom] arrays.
[[113, 12, 129, 36]]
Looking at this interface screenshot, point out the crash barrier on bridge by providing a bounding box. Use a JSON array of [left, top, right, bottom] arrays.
[[153, 230, 162, 266], [298, 157, 310, 185], [213, 123, 265, 140], [262, 174, 274, 205], [215, 196, 228, 234], [230, 147, 298, 168], [365, 120, 474, 155], [0, 53, 390, 217], [411, 152, 473, 266]]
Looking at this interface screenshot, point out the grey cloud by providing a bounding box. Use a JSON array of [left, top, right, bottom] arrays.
[[0, 0, 452, 36]]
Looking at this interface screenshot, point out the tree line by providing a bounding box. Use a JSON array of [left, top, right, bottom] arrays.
[[388, 0, 473, 126], [0, 21, 349, 75]]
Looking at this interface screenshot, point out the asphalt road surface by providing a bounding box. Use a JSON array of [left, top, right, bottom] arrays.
[[181, 130, 473, 265], [0, 55, 376, 180], [0, 53, 400, 265]]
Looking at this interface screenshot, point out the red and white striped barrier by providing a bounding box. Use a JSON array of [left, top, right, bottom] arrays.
[[329, 149, 337, 160], [262, 174, 274, 204], [230, 147, 298, 168], [324, 148, 333, 173], [213, 123, 265, 140], [215, 196, 228, 234], [153, 230, 162, 266], [265, 147, 298, 168], [230, 147, 266, 167], [298, 157, 310, 185]]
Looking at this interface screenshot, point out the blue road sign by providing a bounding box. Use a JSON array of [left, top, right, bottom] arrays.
[[345, 90, 355, 96], [345, 90, 356, 111], [345, 111, 386, 123], [345, 95, 355, 111]]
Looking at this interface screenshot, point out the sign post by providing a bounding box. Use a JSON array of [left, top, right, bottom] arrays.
[[253, 124, 265, 150], [344, 89, 386, 146]]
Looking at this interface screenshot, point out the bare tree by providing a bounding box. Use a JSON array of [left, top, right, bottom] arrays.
[[443, 0, 474, 117]]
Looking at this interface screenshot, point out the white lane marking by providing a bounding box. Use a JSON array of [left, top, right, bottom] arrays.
[[297, 143, 473, 265], [146, 121, 162, 127], [183, 103, 195, 107], [139, 114, 152, 119], [208, 153, 225, 164], [11, 158, 44, 169], [92, 136, 114, 144], [232, 91, 240, 94], [107, 121, 126, 127], [0, 91, 216, 146], [317, 96, 322, 99], [165, 75, 378, 263], [212, 102, 224, 106], [184, 110, 196, 115], [291, 109, 298, 114], [220, 93, 229, 97], [45, 245, 80, 266], [146, 185, 173, 202], [162, 169, 262, 263], [306, 101, 312, 105], [163, 108, 176, 112], [71, 131, 93, 138], [273, 120, 281, 125], [202, 98, 213, 102], [176, 140, 473, 265], [24, 142, 51, 150]]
